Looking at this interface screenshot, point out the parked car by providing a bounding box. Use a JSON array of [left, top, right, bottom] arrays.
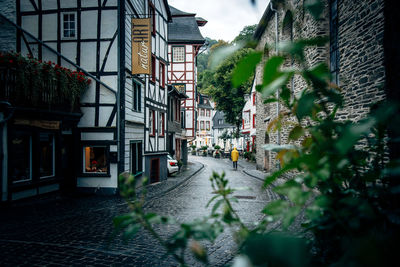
[[167, 154, 179, 176]]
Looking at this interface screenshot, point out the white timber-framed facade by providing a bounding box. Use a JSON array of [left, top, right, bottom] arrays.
[[167, 6, 207, 152], [0, 0, 170, 201]]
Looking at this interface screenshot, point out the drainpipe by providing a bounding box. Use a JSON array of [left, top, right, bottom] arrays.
[[271, 3, 280, 146], [0, 101, 14, 202]]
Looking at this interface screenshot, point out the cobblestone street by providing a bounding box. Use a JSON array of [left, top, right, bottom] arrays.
[[0, 156, 276, 266]]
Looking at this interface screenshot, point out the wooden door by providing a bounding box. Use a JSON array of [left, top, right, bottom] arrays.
[[150, 158, 160, 183]]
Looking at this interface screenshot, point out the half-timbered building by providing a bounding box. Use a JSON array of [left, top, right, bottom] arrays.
[[0, 0, 171, 201], [167, 6, 206, 153], [143, 0, 171, 183]]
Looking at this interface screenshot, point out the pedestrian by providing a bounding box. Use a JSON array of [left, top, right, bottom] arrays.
[[231, 147, 239, 170]]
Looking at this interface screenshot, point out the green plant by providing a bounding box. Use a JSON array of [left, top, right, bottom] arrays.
[[243, 151, 251, 160], [115, 1, 400, 266], [115, 172, 247, 266]]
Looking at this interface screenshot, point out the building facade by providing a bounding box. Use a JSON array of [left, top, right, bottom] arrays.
[[241, 80, 257, 152], [212, 110, 237, 151], [195, 93, 214, 147], [254, 0, 386, 171], [167, 6, 206, 145], [0, 0, 172, 201]]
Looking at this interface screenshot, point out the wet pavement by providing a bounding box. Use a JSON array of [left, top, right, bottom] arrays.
[[0, 155, 279, 266]]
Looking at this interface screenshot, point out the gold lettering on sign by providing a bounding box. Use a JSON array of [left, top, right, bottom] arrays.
[[132, 18, 152, 75]]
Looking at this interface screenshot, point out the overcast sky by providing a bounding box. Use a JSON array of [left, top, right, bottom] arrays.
[[167, 0, 271, 42]]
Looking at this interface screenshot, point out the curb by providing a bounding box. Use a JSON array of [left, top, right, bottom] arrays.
[[143, 161, 205, 202]]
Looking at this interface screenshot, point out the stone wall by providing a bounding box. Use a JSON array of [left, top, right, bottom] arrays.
[[255, 0, 386, 171], [0, 0, 16, 52]]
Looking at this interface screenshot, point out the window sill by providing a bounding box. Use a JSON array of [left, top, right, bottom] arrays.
[[80, 173, 111, 178]]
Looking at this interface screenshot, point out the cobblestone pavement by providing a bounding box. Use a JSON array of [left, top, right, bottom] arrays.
[[0, 156, 279, 266]]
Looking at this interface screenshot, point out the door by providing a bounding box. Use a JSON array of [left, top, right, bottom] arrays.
[[150, 158, 160, 183], [60, 135, 76, 193]]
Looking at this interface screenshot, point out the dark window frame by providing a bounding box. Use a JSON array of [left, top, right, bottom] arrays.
[[149, 1, 156, 36], [130, 141, 143, 177], [151, 54, 156, 83], [132, 79, 142, 112], [159, 61, 166, 88], [329, 0, 339, 85]]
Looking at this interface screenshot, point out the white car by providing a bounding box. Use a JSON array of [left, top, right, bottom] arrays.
[[167, 155, 179, 176]]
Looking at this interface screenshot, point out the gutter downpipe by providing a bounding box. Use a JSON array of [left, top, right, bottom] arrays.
[[271, 3, 281, 170], [271, 3, 280, 147]]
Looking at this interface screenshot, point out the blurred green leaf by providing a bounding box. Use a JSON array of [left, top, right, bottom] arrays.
[[232, 51, 262, 87], [282, 206, 302, 228], [242, 233, 310, 267], [123, 223, 141, 240], [263, 143, 297, 152], [263, 56, 285, 86], [262, 200, 289, 215], [209, 43, 244, 69], [296, 92, 316, 120], [289, 126, 305, 141], [304, 0, 325, 20], [336, 118, 376, 154]]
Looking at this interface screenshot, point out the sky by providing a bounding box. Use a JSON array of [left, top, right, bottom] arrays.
[[167, 0, 271, 42]]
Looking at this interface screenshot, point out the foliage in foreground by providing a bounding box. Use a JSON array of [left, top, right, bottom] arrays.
[[114, 0, 400, 266]]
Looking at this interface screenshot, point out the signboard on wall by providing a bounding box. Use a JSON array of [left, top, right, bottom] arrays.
[[131, 18, 152, 75]]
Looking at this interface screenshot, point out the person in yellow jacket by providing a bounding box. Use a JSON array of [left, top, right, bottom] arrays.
[[231, 147, 239, 170]]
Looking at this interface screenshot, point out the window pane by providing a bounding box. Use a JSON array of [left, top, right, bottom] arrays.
[[172, 47, 184, 62], [40, 133, 54, 178], [84, 147, 108, 173], [9, 133, 31, 183]]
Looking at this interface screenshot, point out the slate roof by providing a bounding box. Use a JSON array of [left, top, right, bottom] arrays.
[[168, 6, 206, 44], [212, 111, 235, 129]]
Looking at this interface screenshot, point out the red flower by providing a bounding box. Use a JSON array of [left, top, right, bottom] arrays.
[[9, 60, 13, 64]]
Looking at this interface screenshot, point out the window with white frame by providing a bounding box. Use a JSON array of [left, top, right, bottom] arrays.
[[172, 46, 185, 62], [39, 133, 55, 178], [243, 110, 250, 127], [206, 121, 210, 131], [62, 13, 76, 38], [200, 121, 205, 130], [159, 112, 165, 136], [83, 146, 108, 173], [149, 110, 155, 136]]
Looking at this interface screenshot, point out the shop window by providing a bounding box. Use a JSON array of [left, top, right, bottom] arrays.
[[9, 132, 32, 183], [83, 146, 108, 173], [39, 133, 55, 178]]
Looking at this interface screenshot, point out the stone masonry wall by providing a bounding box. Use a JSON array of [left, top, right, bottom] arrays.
[[255, 0, 386, 171], [0, 0, 16, 52]]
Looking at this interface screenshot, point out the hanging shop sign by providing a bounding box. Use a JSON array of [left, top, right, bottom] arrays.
[[131, 18, 152, 75]]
